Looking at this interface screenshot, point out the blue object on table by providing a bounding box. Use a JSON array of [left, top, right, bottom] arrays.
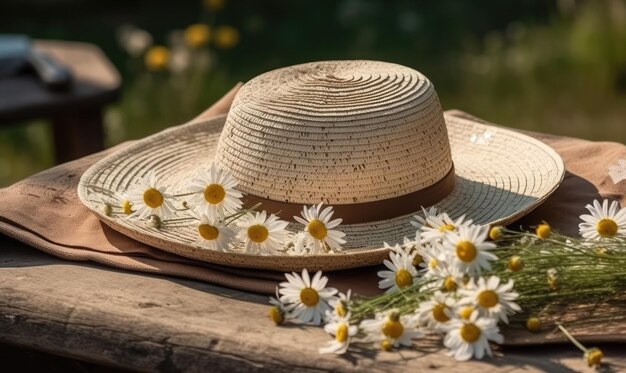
[[0, 34, 72, 91]]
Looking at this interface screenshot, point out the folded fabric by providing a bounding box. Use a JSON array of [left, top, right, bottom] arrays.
[[0, 85, 624, 345]]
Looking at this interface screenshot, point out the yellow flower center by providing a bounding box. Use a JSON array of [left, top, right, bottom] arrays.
[[536, 223, 551, 239], [459, 306, 474, 320], [489, 226, 504, 240], [412, 253, 423, 266], [585, 347, 604, 367], [307, 219, 327, 240], [380, 339, 392, 351], [439, 223, 455, 232], [335, 302, 347, 318], [456, 240, 477, 263], [382, 320, 404, 339], [526, 317, 541, 332], [596, 218, 618, 238], [247, 224, 269, 243], [429, 258, 438, 269], [460, 323, 481, 343], [204, 183, 226, 204], [121, 199, 133, 215], [508, 255, 524, 272], [477, 290, 499, 308], [143, 188, 164, 208], [443, 276, 457, 292], [299, 287, 319, 307], [198, 224, 219, 240], [432, 304, 450, 323], [395, 269, 413, 289], [268, 306, 283, 325], [335, 323, 348, 343]]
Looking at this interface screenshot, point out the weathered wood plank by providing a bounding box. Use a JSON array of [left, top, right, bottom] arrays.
[[1, 237, 623, 372]]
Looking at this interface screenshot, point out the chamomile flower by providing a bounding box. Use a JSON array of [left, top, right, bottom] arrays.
[[417, 291, 456, 330], [412, 207, 473, 243], [443, 224, 497, 275], [268, 288, 286, 325], [378, 245, 419, 293], [294, 203, 346, 253], [400, 236, 428, 267], [360, 310, 422, 348], [187, 163, 243, 217], [126, 171, 176, 220], [238, 211, 288, 254], [194, 212, 237, 251], [443, 310, 504, 361], [579, 199, 626, 240], [319, 313, 358, 354], [328, 289, 352, 319], [114, 191, 134, 215], [279, 269, 338, 325], [421, 262, 466, 293], [410, 206, 439, 229], [460, 276, 520, 324], [418, 241, 449, 275]]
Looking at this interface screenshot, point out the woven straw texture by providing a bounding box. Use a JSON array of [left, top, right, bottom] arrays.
[[78, 64, 564, 272], [216, 61, 452, 204]]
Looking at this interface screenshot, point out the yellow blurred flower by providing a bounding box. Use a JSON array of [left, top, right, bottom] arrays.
[[144, 46, 170, 71], [184, 24, 211, 48], [204, 0, 224, 11], [214, 26, 240, 49]]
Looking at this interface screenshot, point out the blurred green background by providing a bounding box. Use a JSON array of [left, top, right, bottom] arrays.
[[1, 0, 625, 186]]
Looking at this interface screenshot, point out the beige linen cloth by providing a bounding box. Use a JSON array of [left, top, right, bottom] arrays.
[[0, 84, 625, 343]]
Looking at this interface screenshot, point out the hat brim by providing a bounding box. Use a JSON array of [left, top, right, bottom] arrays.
[[78, 113, 564, 271]]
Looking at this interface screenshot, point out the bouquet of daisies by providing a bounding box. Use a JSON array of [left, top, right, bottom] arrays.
[[269, 200, 626, 367]]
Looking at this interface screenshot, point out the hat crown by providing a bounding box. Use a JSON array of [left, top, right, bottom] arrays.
[[215, 60, 453, 204]]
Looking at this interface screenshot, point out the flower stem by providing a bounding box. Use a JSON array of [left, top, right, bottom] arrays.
[[557, 323, 588, 353]]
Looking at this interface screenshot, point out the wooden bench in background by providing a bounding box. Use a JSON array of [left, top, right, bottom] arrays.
[[0, 40, 121, 164]]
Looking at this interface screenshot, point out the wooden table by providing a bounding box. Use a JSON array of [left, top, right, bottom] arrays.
[[0, 40, 121, 163], [1, 235, 624, 372]]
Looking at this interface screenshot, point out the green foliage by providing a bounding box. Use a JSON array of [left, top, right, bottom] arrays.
[[1, 1, 625, 186]]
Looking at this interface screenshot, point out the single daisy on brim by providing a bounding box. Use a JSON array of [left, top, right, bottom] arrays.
[[279, 269, 338, 325], [412, 207, 473, 243], [417, 291, 456, 331], [294, 203, 346, 254], [377, 244, 419, 293], [194, 212, 237, 251], [187, 163, 243, 217], [126, 171, 176, 220], [319, 313, 358, 354], [443, 224, 497, 275], [579, 199, 626, 240], [460, 276, 520, 324], [360, 310, 422, 349], [238, 211, 288, 254], [443, 310, 504, 361]]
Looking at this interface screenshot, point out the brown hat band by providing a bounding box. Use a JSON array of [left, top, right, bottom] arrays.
[[241, 164, 455, 224]]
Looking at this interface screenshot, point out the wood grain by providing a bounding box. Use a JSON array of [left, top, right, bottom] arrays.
[[1, 237, 624, 373]]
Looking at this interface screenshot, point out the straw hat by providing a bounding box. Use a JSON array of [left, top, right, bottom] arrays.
[[78, 60, 564, 271]]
